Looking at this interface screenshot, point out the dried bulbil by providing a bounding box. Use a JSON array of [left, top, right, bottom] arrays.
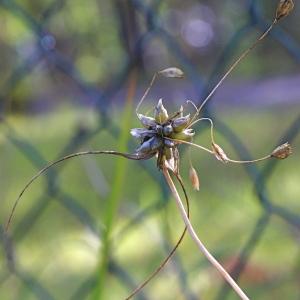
[[276, 0, 294, 21], [271, 142, 292, 159], [212, 142, 229, 163], [189, 166, 200, 191]]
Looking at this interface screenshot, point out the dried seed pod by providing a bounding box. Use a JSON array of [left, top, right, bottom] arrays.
[[212, 142, 229, 163], [138, 114, 157, 128], [158, 67, 184, 78], [271, 142, 292, 159], [189, 166, 200, 191], [154, 99, 169, 123], [276, 0, 294, 21], [172, 115, 190, 133]]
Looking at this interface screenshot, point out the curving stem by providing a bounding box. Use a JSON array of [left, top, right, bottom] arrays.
[[162, 166, 250, 300]]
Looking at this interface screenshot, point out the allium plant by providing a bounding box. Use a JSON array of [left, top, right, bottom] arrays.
[[5, 1, 294, 299]]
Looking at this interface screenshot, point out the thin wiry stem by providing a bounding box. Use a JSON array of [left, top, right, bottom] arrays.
[[188, 117, 215, 143], [190, 20, 277, 124], [228, 155, 271, 164], [136, 73, 157, 116], [125, 171, 190, 300], [162, 167, 250, 300], [166, 138, 214, 154], [171, 138, 272, 165], [5, 151, 152, 232]]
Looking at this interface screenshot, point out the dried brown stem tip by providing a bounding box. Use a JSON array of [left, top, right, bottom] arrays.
[[276, 0, 294, 21], [271, 142, 292, 159]]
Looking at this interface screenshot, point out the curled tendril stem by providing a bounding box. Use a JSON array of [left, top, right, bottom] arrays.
[[6, 149, 192, 300], [5, 150, 153, 232], [125, 171, 190, 300], [170, 138, 272, 164]]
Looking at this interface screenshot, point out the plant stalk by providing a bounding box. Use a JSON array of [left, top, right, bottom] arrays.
[[162, 167, 250, 300]]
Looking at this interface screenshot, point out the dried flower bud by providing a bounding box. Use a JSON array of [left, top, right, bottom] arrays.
[[276, 0, 294, 21], [189, 166, 200, 191], [158, 67, 184, 78], [271, 142, 292, 159], [138, 114, 157, 128], [154, 99, 169, 123], [172, 115, 190, 132], [212, 142, 229, 163]]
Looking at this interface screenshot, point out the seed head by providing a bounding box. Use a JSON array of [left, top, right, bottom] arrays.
[[132, 99, 197, 169], [271, 142, 292, 159]]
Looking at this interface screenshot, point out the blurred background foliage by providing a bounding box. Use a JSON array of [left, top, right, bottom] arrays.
[[0, 0, 299, 299]]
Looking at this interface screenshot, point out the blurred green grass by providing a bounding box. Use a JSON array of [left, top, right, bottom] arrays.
[[0, 104, 299, 300]]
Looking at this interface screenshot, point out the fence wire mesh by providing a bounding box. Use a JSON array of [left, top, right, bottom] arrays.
[[0, 0, 299, 299]]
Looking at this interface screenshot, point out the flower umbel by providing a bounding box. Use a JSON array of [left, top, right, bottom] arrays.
[[132, 98, 194, 173]]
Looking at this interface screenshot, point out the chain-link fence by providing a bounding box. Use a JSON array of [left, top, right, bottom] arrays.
[[0, 0, 299, 299]]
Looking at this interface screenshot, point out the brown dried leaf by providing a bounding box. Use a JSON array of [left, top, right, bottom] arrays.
[[276, 0, 294, 21], [212, 142, 229, 163], [271, 142, 292, 159], [189, 166, 200, 191]]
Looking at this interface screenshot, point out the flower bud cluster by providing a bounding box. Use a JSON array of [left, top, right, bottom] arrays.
[[131, 99, 195, 167]]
